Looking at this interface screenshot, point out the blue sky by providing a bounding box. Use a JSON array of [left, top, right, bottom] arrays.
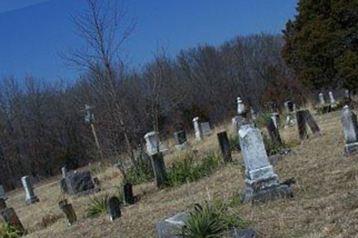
[[0, 0, 298, 81]]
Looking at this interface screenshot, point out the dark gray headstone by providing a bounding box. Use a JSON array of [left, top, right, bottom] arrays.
[[150, 152, 168, 188], [217, 131, 232, 162], [123, 182, 135, 205], [107, 196, 121, 221], [341, 106, 358, 155], [0, 207, 25, 235], [65, 171, 95, 195], [173, 130, 187, 145], [266, 117, 282, 146], [296, 110, 308, 140], [304, 110, 320, 135], [0, 185, 6, 200]]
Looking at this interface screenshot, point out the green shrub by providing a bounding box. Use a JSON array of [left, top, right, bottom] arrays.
[[181, 200, 246, 238], [86, 194, 109, 218], [0, 223, 22, 238], [167, 152, 221, 187]]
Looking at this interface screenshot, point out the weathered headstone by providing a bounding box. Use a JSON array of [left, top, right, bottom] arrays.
[[341, 106, 358, 155], [59, 199, 77, 225], [173, 130, 188, 150], [192, 117, 203, 141], [266, 117, 282, 146], [0, 185, 6, 200], [217, 131, 232, 162], [232, 116, 240, 135], [329, 91, 337, 108], [144, 132, 168, 188], [239, 124, 293, 202], [304, 110, 321, 135], [123, 182, 135, 205], [107, 196, 121, 221], [156, 212, 188, 238], [21, 176, 39, 205], [61, 166, 68, 178], [271, 112, 280, 129], [284, 100, 296, 127], [296, 110, 308, 140], [319, 92, 326, 105], [64, 171, 97, 195], [237, 97, 246, 115], [200, 122, 212, 136], [0, 204, 25, 235]]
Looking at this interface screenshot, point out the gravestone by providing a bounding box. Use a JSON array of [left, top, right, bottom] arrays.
[[173, 130, 188, 150], [266, 117, 282, 146], [156, 212, 188, 238], [217, 131, 232, 162], [232, 116, 240, 135], [200, 122, 212, 136], [61, 166, 68, 178], [329, 91, 338, 109], [239, 124, 293, 202], [107, 196, 121, 221], [123, 182, 135, 205], [271, 112, 280, 129], [21, 176, 39, 205], [64, 171, 97, 195], [341, 106, 358, 155], [192, 117, 203, 141], [250, 107, 257, 121], [144, 132, 168, 188], [284, 100, 296, 127], [296, 110, 308, 140], [304, 110, 321, 135], [237, 97, 246, 115], [319, 92, 326, 105], [59, 199, 77, 225], [144, 131, 160, 155], [0, 185, 6, 200]]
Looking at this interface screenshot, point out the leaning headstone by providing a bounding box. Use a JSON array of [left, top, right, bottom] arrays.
[[144, 131, 168, 188], [0, 185, 6, 200], [107, 196, 121, 221], [341, 106, 358, 155], [192, 117, 203, 141], [304, 110, 321, 135], [296, 110, 308, 140], [65, 171, 97, 195], [271, 112, 280, 129], [59, 199, 77, 226], [123, 182, 135, 205], [173, 130, 188, 150], [21, 176, 39, 205], [239, 124, 293, 203], [156, 212, 188, 238], [200, 122, 212, 136], [0, 206, 26, 235], [266, 117, 282, 146], [217, 131, 232, 163]]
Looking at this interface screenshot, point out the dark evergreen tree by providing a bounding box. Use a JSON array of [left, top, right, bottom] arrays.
[[282, 0, 358, 91]]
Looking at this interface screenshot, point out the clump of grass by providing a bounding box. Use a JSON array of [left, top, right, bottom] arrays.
[[125, 153, 154, 185], [38, 213, 63, 229], [86, 194, 110, 218], [167, 152, 221, 187], [180, 200, 247, 238], [0, 223, 22, 238], [228, 134, 240, 151]]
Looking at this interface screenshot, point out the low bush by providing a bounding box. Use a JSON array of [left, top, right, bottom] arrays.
[[166, 152, 221, 187], [180, 200, 247, 237]]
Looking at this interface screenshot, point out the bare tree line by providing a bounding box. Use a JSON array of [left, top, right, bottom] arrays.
[[0, 0, 301, 190]]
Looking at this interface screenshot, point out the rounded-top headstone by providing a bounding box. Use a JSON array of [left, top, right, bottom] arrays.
[[107, 196, 121, 221], [144, 131, 160, 155]]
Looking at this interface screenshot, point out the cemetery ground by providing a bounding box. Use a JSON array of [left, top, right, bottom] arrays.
[[4, 110, 358, 237]]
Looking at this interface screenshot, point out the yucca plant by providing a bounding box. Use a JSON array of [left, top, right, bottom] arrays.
[[86, 194, 109, 218], [181, 202, 225, 238], [180, 200, 247, 238]]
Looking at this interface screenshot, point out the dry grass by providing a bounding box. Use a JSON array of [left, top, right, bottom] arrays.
[[5, 110, 358, 237]]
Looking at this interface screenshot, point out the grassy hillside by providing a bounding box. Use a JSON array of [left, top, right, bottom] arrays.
[[4, 110, 358, 237]]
